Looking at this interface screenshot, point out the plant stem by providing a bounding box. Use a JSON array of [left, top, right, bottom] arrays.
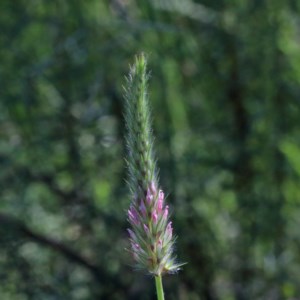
[[155, 275, 165, 300]]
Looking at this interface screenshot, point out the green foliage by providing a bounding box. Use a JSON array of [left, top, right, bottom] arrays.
[[1, 0, 300, 299]]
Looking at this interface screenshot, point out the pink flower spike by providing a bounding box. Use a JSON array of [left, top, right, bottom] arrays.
[[152, 210, 158, 224], [163, 205, 169, 219], [139, 200, 147, 217], [124, 56, 182, 274]]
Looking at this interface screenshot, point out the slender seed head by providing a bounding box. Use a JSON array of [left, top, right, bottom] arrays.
[[124, 54, 183, 275]]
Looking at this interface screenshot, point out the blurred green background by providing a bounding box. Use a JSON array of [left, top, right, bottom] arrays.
[[1, 0, 300, 299]]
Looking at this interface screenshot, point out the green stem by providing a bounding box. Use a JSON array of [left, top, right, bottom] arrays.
[[155, 275, 165, 300]]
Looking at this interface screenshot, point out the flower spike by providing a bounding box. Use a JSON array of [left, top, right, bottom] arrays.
[[124, 54, 183, 276]]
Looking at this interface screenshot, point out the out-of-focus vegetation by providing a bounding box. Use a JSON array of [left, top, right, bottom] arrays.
[[1, 0, 300, 299]]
